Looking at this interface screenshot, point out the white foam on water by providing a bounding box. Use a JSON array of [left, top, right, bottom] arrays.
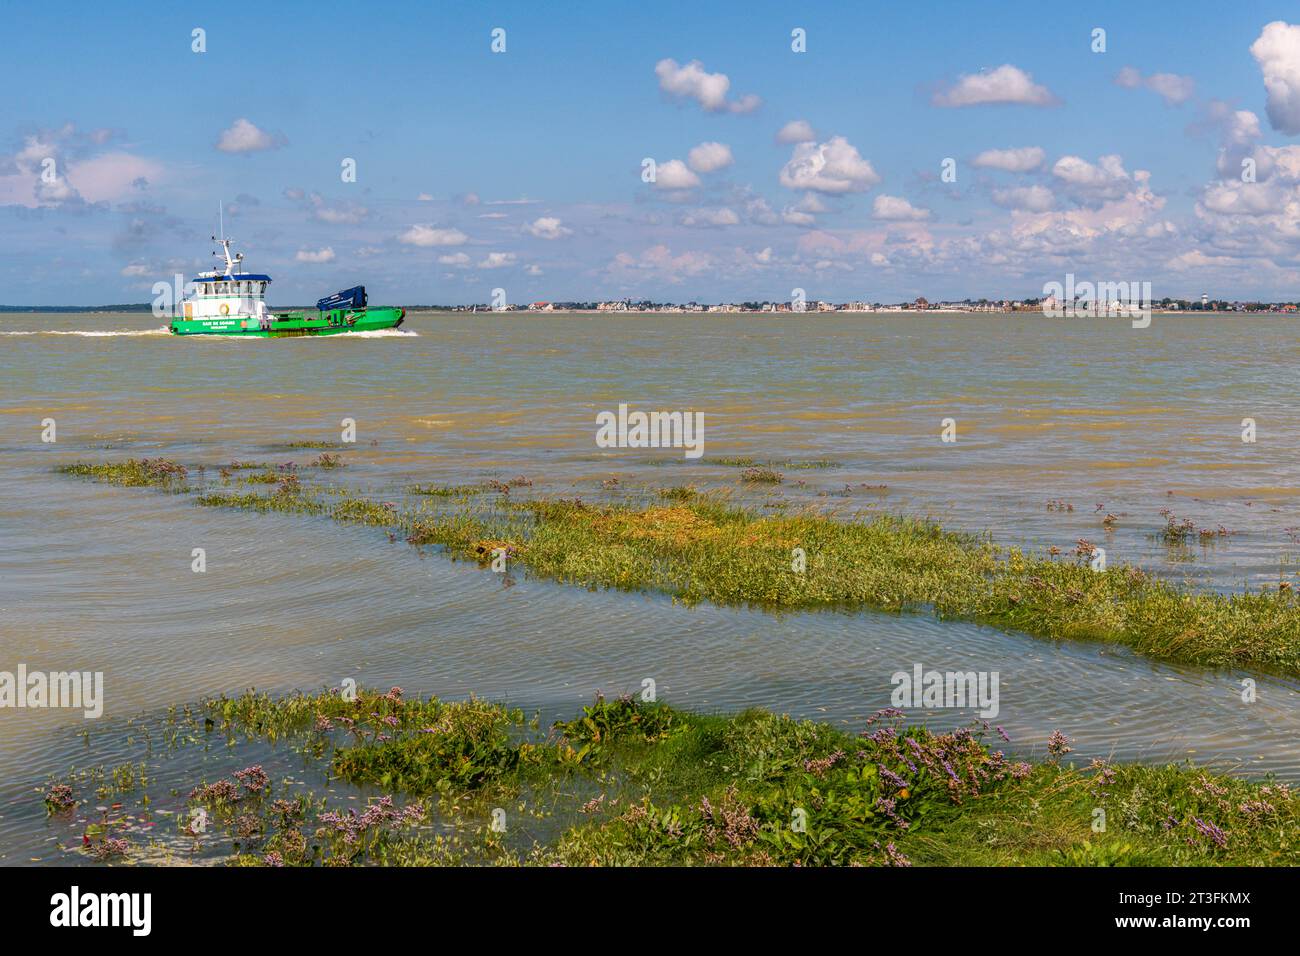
[[0, 327, 170, 337], [321, 328, 419, 338]]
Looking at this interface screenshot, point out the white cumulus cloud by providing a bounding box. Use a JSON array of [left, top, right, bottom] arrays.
[[215, 118, 285, 153], [524, 216, 572, 239], [972, 146, 1045, 172], [1052, 154, 1135, 201], [776, 120, 816, 144], [687, 141, 734, 173], [477, 252, 517, 269], [871, 195, 929, 220], [653, 158, 702, 190], [398, 225, 468, 247], [779, 136, 880, 194], [654, 58, 760, 114], [1114, 67, 1195, 106], [1251, 21, 1300, 134], [933, 64, 1057, 107], [295, 247, 335, 263]]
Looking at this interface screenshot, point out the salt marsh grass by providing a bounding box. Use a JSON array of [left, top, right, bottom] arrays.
[[59, 461, 1300, 675]]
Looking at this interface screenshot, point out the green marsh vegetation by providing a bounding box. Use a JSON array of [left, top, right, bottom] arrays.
[[58, 458, 190, 489], [42, 688, 1300, 866], [58, 458, 1300, 676], [705, 456, 841, 470]]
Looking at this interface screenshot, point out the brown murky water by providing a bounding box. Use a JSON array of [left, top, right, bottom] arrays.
[[1, 309, 1298, 861]]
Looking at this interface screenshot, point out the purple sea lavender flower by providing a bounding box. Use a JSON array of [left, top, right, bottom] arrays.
[[878, 765, 908, 790], [1046, 730, 1073, 758], [1192, 817, 1228, 849], [233, 765, 269, 794]]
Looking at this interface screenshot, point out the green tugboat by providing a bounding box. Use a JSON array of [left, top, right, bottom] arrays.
[[169, 234, 404, 337]]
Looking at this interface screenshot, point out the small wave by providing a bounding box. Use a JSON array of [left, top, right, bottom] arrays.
[[0, 327, 170, 337]]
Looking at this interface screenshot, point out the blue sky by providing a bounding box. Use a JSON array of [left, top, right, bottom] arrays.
[[6, 0, 1300, 304]]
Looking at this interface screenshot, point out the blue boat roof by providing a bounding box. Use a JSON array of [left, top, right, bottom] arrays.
[[194, 274, 272, 282]]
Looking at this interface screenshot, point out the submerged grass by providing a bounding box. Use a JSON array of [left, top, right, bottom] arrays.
[[49, 687, 1300, 866], [59, 460, 1300, 675], [58, 458, 189, 488], [408, 483, 490, 497], [705, 456, 841, 470]]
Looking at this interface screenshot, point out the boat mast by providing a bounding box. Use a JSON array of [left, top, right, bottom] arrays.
[[211, 201, 242, 276]]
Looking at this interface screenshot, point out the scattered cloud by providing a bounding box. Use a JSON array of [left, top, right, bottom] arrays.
[[477, 252, 517, 269], [776, 120, 816, 144], [654, 159, 702, 190], [609, 243, 714, 282], [0, 125, 163, 208], [1114, 67, 1195, 106], [871, 195, 930, 221], [524, 216, 572, 239], [215, 118, 286, 153], [295, 247, 335, 263], [990, 184, 1054, 212], [303, 192, 368, 224], [1250, 21, 1300, 134], [933, 64, 1057, 107], [1051, 154, 1135, 201], [679, 207, 740, 228], [654, 58, 761, 114], [398, 225, 468, 247], [779, 136, 880, 194], [687, 141, 734, 173], [972, 146, 1045, 172]]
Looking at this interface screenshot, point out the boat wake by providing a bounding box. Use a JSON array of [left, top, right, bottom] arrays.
[[325, 328, 418, 338], [0, 327, 171, 337]]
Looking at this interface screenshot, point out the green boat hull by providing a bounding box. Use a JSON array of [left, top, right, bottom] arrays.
[[169, 307, 405, 337]]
